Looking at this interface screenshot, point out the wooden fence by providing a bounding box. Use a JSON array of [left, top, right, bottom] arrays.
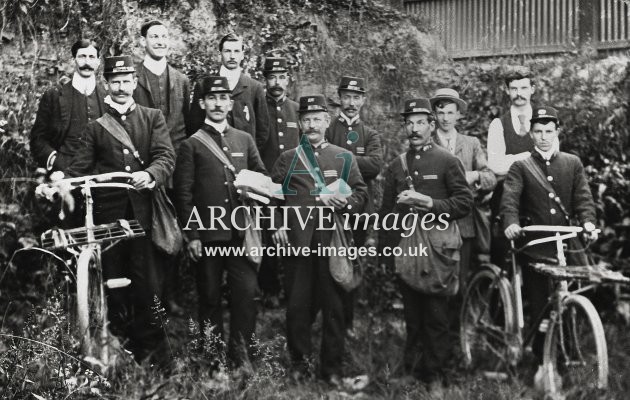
[[404, 0, 630, 57]]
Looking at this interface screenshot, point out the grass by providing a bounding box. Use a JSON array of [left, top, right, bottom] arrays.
[[2, 256, 630, 399]]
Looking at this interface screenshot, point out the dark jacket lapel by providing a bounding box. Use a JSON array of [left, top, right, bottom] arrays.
[[136, 64, 155, 107], [231, 74, 248, 97], [59, 81, 74, 132]]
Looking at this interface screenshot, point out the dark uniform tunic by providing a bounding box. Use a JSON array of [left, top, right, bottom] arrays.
[[379, 142, 472, 382], [500, 150, 596, 361], [67, 104, 175, 363], [174, 123, 267, 365], [271, 141, 367, 378]]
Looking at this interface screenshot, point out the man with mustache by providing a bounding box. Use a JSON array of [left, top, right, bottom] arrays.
[[174, 76, 267, 370], [487, 67, 536, 266], [68, 56, 176, 367], [30, 39, 107, 174], [271, 94, 367, 385], [500, 106, 597, 386], [325, 76, 382, 337], [189, 33, 270, 153], [257, 57, 300, 307], [133, 19, 191, 316], [379, 98, 471, 387]]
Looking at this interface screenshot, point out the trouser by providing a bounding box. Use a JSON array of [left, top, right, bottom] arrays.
[[102, 235, 167, 364], [195, 238, 258, 367], [161, 188, 181, 311], [284, 251, 346, 378], [522, 259, 552, 364], [399, 279, 451, 383], [489, 180, 510, 267], [258, 229, 282, 296], [342, 225, 368, 330], [448, 237, 474, 352]]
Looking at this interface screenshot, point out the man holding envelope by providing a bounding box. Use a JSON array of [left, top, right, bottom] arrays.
[[270, 94, 367, 385]]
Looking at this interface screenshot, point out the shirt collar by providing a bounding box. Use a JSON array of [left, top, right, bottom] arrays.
[[104, 95, 135, 115], [534, 147, 557, 161], [267, 93, 286, 104], [204, 118, 228, 133], [219, 65, 242, 91], [510, 104, 533, 119], [339, 112, 360, 126], [71, 72, 96, 96], [436, 128, 457, 142], [409, 140, 433, 154], [143, 55, 168, 76], [311, 139, 328, 149]]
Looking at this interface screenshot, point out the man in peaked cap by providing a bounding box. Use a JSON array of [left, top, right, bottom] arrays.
[[500, 106, 597, 385], [257, 57, 300, 307], [67, 55, 176, 366], [325, 75, 383, 337], [379, 98, 472, 386], [270, 94, 367, 384], [188, 33, 270, 152], [173, 75, 267, 369]]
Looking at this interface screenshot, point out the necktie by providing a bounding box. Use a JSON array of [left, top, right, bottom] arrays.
[[447, 138, 454, 154], [517, 114, 528, 135]]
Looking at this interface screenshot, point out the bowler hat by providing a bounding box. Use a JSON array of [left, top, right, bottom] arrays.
[[530, 106, 560, 125], [103, 56, 135, 76], [430, 88, 467, 113], [400, 98, 433, 117], [338, 76, 365, 93], [198, 76, 231, 97], [298, 95, 328, 113], [263, 57, 288, 74]]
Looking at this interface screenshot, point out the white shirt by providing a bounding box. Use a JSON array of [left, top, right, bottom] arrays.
[[487, 104, 533, 175], [436, 129, 457, 154], [339, 112, 359, 126], [104, 95, 135, 115], [204, 118, 228, 133], [143, 55, 167, 76], [535, 147, 556, 161], [219, 65, 241, 91], [71, 73, 96, 96]]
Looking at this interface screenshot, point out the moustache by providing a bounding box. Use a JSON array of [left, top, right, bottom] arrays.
[[344, 107, 357, 111], [407, 133, 424, 139], [270, 86, 284, 91], [79, 65, 94, 71], [211, 107, 225, 112]]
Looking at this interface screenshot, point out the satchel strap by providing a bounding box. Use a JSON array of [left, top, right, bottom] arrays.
[[296, 145, 328, 190], [399, 152, 415, 191], [191, 130, 236, 176], [521, 156, 570, 222], [97, 113, 144, 165]]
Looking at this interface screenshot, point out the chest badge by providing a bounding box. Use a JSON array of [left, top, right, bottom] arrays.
[[243, 105, 250, 122]]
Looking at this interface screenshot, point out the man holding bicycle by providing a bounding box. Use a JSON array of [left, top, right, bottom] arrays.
[[67, 55, 176, 367], [500, 106, 597, 382]]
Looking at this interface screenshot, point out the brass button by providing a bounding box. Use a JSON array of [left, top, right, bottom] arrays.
[[277, 118, 282, 123], [415, 155, 421, 159], [123, 149, 130, 155], [414, 171, 419, 176], [547, 176, 553, 181], [224, 199, 229, 203], [223, 146, 228, 151], [549, 193, 555, 198], [279, 144, 285, 149], [125, 166, 131, 171], [121, 115, 126, 121], [550, 208, 556, 215], [315, 197, 320, 201], [278, 132, 284, 137]]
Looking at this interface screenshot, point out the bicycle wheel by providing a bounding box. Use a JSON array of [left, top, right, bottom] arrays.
[[460, 266, 516, 374], [76, 248, 107, 362], [542, 294, 608, 396]]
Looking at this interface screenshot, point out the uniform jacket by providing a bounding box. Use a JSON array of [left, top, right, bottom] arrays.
[[500, 151, 596, 258], [67, 104, 176, 230], [271, 142, 368, 248], [30, 80, 107, 170], [433, 132, 496, 238], [133, 63, 191, 152], [261, 95, 300, 172], [174, 124, 267, 243], [379, 143, 473, 245], [326, 117, 382, 182], [189, 73, 270, 151]]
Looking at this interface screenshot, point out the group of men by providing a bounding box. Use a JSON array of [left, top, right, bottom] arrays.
[[30, 20, 599, 387]]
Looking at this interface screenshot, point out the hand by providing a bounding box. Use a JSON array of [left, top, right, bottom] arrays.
[[131, 171, 153, 190], [465, 171, 480, 186], [397, 190, 433, 209], [321, 195, 348, 210], [187, 239, 203, 262], [272, 227, 290, 246], [504, 224, 522, 240], [583, 222, 599, 241]]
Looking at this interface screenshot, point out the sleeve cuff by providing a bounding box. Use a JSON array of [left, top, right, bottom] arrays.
[[46, 151, 58, 171]]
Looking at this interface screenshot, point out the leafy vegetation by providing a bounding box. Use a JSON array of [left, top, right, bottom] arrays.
[[2, 0, 630, 398]]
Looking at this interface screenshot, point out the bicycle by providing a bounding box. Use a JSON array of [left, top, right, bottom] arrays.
[[34, 172, 146, 369], [459, 225, 630, 396]]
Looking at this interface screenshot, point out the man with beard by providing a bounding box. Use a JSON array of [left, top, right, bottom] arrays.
[[189, 33, 269, 152], [325, 76, 382, 336], [134, 20, 190, 156], [68, 55, 175, 366], [258, 57, 300, 306], [271, 94, 367, 384], [487, 67, 536, 265], [133, 19, 191, 315], [30, 39, 107, 174], [174, 76, 267, 370], [379, 98, 472, 387]]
